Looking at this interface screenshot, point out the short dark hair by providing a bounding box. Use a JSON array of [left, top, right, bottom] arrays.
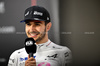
[[45, 21, 50, 26]]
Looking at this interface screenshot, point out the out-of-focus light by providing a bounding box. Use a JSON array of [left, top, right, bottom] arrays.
[[0, 26, 16, 34], [0, 1, 5, 14], [0, 58, 6, 62]]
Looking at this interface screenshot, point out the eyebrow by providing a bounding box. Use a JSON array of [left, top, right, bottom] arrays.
[[34, 21, 43, 23]]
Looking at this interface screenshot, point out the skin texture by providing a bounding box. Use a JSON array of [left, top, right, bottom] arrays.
[[25, 20, 52, 66]]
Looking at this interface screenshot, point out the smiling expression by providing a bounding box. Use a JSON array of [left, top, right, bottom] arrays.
[[25, 20, 47, 43]]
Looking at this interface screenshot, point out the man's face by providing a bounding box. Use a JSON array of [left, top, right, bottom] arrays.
[[25, 20, 46, 43]]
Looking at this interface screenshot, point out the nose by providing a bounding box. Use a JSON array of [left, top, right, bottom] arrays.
[[30, 25, 36, 32]]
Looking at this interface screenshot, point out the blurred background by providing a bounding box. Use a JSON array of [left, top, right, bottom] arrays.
[[0, 0, 100, 66]]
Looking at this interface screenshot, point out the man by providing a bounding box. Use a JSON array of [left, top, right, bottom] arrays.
[[8, 6, 72, 66]]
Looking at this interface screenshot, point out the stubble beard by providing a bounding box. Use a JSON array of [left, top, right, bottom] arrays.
[[35, 28, 46, 43]]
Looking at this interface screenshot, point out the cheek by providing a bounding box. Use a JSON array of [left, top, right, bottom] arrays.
[[36, 27, 41, 32], [36, 26, 45, 32], [40, 27, 44, 31], [25, 26, 29, 33]]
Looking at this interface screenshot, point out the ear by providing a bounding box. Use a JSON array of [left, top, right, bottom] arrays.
[[46, 22, 52, 32]]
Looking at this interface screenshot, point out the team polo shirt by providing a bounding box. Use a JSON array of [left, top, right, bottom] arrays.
[[8, 39, 72, 66]]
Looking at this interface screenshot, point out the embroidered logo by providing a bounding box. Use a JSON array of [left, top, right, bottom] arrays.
[[33, 11, 43, 16], [25, 11, 29, 16]]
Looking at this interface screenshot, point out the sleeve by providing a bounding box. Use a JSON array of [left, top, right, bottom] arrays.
[[8, 51, 18, 66], [60, 47, 72, 66]]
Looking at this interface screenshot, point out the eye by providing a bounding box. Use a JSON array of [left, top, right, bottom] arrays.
[[35, 22, 42, 26], [35, 23, 40, 26], [26, 23, 31, 26]]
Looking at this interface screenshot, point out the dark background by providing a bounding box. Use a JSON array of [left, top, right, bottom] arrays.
[[0, 0, 100, 66], [60, 0, 100, 66]]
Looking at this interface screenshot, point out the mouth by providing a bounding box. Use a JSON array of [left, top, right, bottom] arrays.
[[30, 33, 37, 37], [28, 32, 40, 38]]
